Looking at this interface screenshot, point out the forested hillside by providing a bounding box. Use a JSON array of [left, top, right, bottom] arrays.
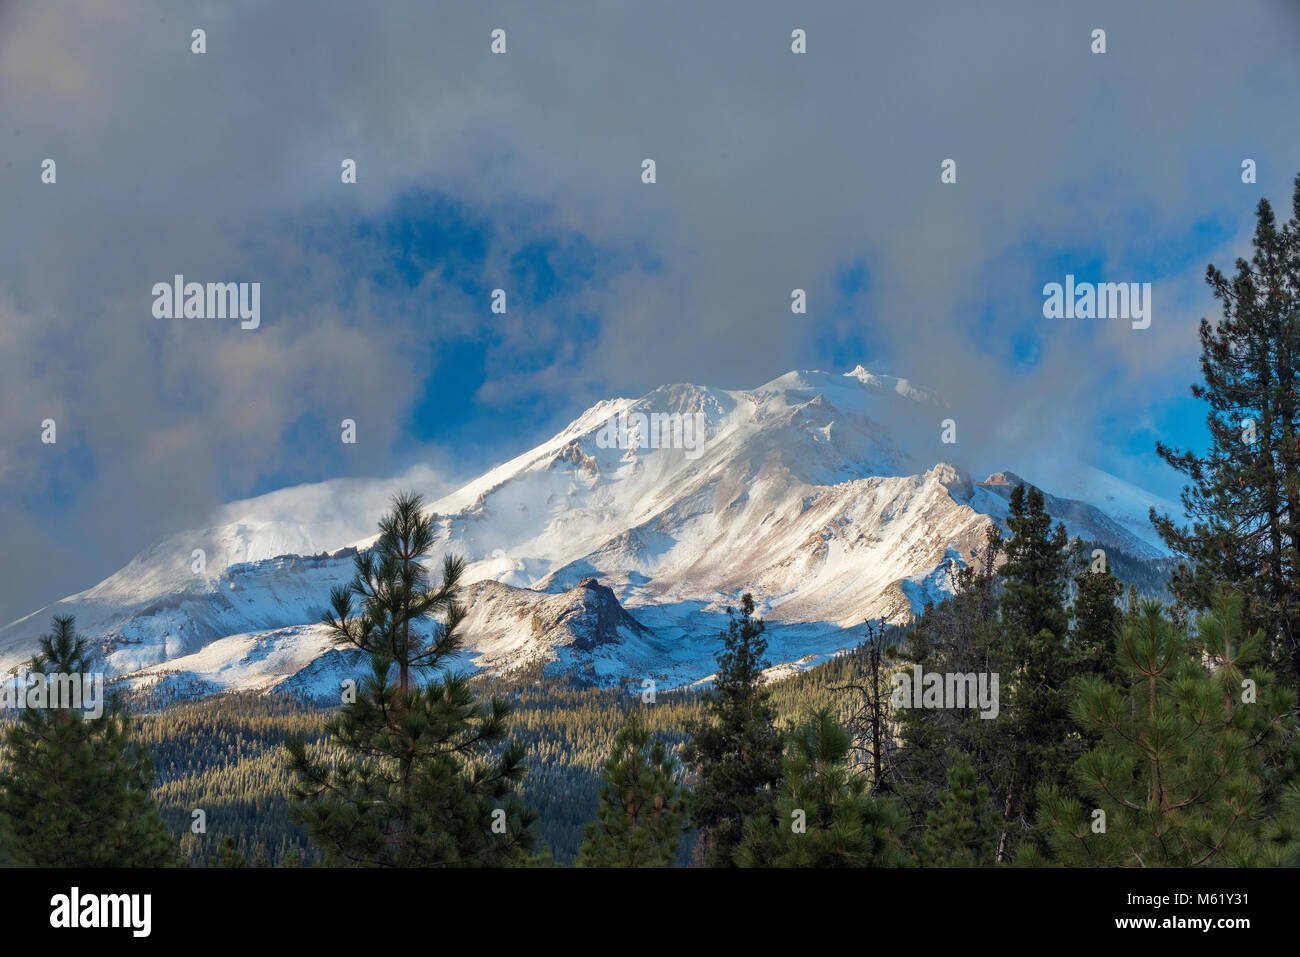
[[130, 646, 879, 866]]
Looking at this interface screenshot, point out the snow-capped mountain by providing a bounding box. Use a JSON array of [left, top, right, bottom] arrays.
[[0, 367, 1181, 697]]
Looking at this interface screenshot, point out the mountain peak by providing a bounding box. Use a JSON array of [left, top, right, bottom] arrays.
[[0, 367, 1177, 693], [841, 365, 935, 405], [979, 471, 1025, 487]]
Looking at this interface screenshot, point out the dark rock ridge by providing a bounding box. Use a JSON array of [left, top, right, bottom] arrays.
[[544, 577, 649, 651]]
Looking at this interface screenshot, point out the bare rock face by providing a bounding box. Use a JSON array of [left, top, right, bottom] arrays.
[[455, 576, 651, 676], [540, 578, 647, 652], [551, 441, 600, 479], [978, 471, 1024, 488]]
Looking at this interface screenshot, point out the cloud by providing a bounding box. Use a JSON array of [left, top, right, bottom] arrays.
[[2, 0, 1299, 623]]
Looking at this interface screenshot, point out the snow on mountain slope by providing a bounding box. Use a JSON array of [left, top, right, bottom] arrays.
[[1023, 465, 1179, 556], [123, 624, 343, 698], [85, 465, 448, 604], [539, 463, 990, 629], [961, 471, 1171, 561], [435, 368, 927, 597], [0, 367, 1179, 694], [0, 467, 446, 675]]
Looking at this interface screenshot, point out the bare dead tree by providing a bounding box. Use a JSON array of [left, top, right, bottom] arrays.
[[836, 619, 899, 796]]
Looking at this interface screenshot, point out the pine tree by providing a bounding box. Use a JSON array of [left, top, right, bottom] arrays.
[[576, 712, 686, 867], [1153, 173, 1300, 688], [895, 523, 1002, 819], [217, 836, 248, 868], [1071, 542, 1124, 684], [278, 845, 304, 868], [1026, 593, 1300, 866], [286, 491, 537, 866], [681, 593, 783, 867], [994, 483, 1076, 859], [0, 616, 176, 867], [915, 753, 999, 867], [736, 707, 909, 868], [1002, 484, 1071, 643]]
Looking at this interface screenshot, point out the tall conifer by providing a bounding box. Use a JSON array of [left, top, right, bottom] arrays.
[[286, 492, 537, 866], [1154, 174, 1300, 687], [577, 712, 685, 867], [1027, 593, 1300, 866], [682, 593, 783, 867], [0, 616, 176, 867]]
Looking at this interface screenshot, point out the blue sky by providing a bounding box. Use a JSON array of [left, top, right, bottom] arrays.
[[2, 0, 1299, 624]]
